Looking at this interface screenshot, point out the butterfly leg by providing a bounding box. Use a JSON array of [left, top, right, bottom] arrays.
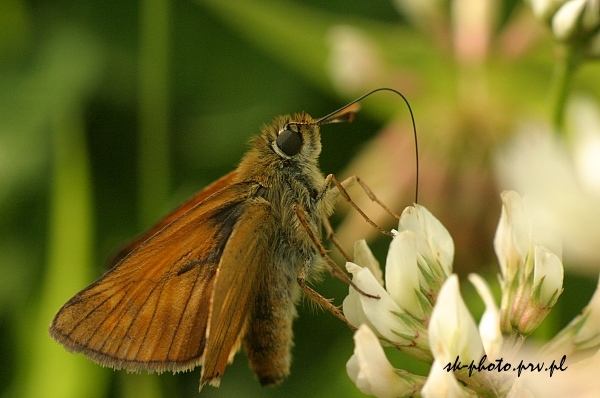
[[322, 217, 352, 262], [336, 174, 401, 220], [292, 204, 378, 301], [327, 175, 399, 237], [297, 263, 355, 330], [317, 174, 398, 240]]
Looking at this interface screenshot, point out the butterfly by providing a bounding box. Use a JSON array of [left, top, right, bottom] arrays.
[[49, 88, 417, 390]]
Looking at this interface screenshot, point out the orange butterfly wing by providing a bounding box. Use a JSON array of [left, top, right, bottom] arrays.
[[108, 171, 239, 267], [200, 198, 274, 387], [49, 179, 257, 373]]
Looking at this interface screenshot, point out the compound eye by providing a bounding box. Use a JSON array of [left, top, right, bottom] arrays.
[[275, 124, 302, 156]]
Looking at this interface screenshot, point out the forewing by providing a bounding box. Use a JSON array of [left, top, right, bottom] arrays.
[[49, 180, 256, 373], [108, 171, 239, 267], [200, 198, 274, 387]]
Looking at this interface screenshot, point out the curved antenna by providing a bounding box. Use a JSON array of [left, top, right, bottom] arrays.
[[317, 87, 419, 204]]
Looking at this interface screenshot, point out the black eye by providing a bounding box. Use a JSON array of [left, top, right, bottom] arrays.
[[275, 126, 302, 156]]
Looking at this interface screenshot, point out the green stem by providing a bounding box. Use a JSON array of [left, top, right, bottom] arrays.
[[124, 0, 172, 396], [138, 0, 171, 226], [23, 111, 107, 398], [502, 331, 526, 362], [550, 44, 580, 134]]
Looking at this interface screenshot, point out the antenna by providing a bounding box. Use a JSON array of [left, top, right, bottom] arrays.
[[317, 88, 419, 204]]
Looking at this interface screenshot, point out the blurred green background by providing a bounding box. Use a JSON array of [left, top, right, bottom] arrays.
[[1, 0, 599, 397]]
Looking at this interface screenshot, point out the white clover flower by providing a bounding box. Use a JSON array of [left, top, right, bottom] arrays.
[[344, 189, 590, 396], [526, 0, 600, 36], [422, 359, 477, 398], [543, 270, 600, 357], [385, 230, 424, 318], [523, 347, 600, 397], [493, 190, 564, 335], [494, 190, 531, 282], [398, 204, 454, 292], [347, 325, 426, 398], [428, 275, 485, 365], [570, 96, 600, 194], [343, 261, 418, 348], [343, 203, 458, 360], [354, 239, 384, 286], [552, 0, 600, 40], [532, 245, 564, 307], [552, 0, 589, 39], [468, 273, 503, 361], [343, 256, 431, 361], [528, 0, 567, 21], [496, 96, 600, 269], [423, 275, 483, 397], [526, 0, 600, 54]]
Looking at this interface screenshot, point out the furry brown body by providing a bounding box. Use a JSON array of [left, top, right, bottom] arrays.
[[234, 113, 337, 385]]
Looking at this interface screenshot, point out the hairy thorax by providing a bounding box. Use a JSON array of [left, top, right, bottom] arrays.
[[236, 143, 335, 283]]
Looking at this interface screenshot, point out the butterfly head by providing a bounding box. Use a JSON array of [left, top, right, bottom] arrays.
[[270, 103, 360, 163], [271, 113, 321, 161]]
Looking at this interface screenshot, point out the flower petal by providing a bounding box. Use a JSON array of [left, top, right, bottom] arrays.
[[347, 325, 415, 398], [343, 262, 374, 328], [528, 0, 564, 21], [468, 273, 503, 360], [422, 359, 475, 398], [344, 262, 411, 342], [429, 275, 484, 362], [354, 239, 384, 286], [571, 96, 600, 194], [385, 231, 423, 317], [496, 113, 600, 269], [525, 348, 600, 397], [552, 0, 587, 40], [533, 245, 564, 306], [399, 204, 454, 277], [494, 190, 531, 278]]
